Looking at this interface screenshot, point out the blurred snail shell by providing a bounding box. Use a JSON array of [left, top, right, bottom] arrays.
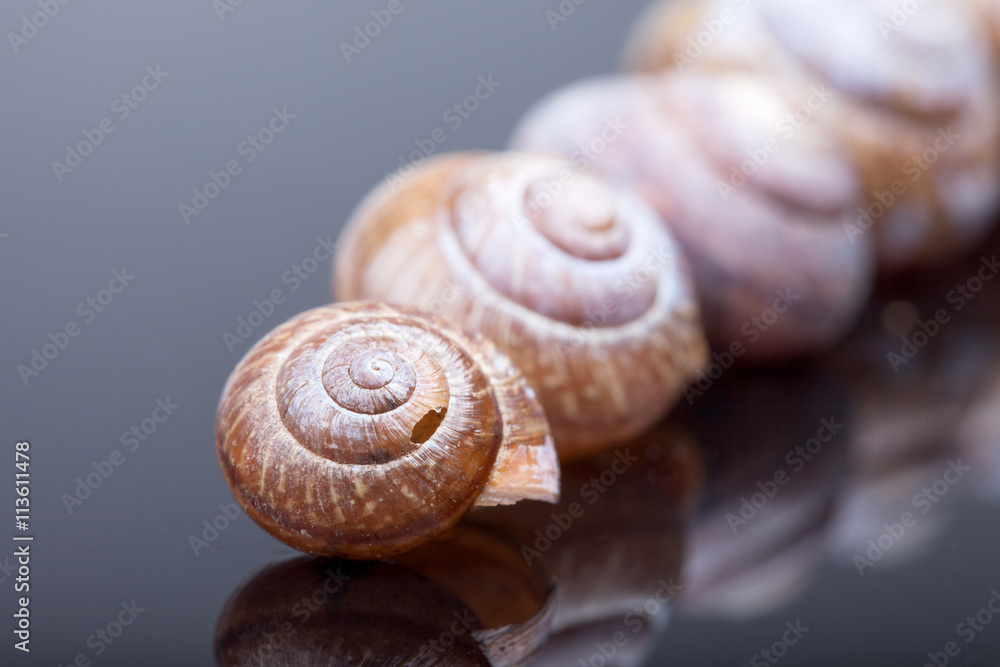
[[215, 301, 559, 559], [964, 0, 1000, 63], [511, 70, 875, 361], [625, 0, 1000, 272], [334, 151, 707, 459], [821, 231, 1000, 504], [958, 371, 1000, 503], [679, 368, 848, 618]]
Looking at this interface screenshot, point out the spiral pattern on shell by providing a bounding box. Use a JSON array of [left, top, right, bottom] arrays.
[[215, 301, 557, 559], [624, 0, 1000, 271], [510, 73, 876, 361], [335, 152, 707, 459]]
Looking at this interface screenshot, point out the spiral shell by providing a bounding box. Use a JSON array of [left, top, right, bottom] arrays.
[[511, 72, 875, 361], [625, 0, 1000, 271], [215, 301, 559, 559], [334, 152, 707, 460]]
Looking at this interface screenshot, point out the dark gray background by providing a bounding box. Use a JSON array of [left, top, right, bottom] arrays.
[[2, 1, 999, 665]]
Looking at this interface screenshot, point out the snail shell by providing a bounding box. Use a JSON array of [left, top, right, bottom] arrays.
[[334, 151, 707, 459], [965, 0, 1000, 64], [215, 301, 559, 559], [625, 0, 1000, 272], [511, 71, 875, 361]]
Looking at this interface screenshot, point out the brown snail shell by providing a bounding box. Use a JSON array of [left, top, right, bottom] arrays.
[[625, 0, 1000, 272], [215, 301, 559, 559], [334, 151, 707, 459], [511, 71, 875, 361]]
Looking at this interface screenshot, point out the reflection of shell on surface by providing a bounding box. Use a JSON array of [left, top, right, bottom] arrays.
[[215, 301, 558, 559], [823, 228, 1000, 505], [477, 425, 699, 631], [214, 523, 556, 666], [335, 152, 706, 459], [958, 373, 1000, 503], [529, 614, 668, 667], [827, 464, 956, 569], [679, 369, 848, 618]]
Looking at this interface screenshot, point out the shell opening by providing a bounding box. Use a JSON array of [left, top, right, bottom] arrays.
[[411, 407, 447, 444]]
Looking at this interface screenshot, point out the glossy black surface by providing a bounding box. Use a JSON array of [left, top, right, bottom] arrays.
[[3, 2, 1000, 665]]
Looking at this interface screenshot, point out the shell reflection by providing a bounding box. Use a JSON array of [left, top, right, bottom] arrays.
[[476, 425, 701, 665], [214, 523, 553, 666], [680, 369, 849, 618]]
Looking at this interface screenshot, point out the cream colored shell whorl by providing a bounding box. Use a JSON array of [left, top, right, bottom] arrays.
[[625, 0, 1000, 272], [334, 152, 706, 460], [510, 73, 875, 361]]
